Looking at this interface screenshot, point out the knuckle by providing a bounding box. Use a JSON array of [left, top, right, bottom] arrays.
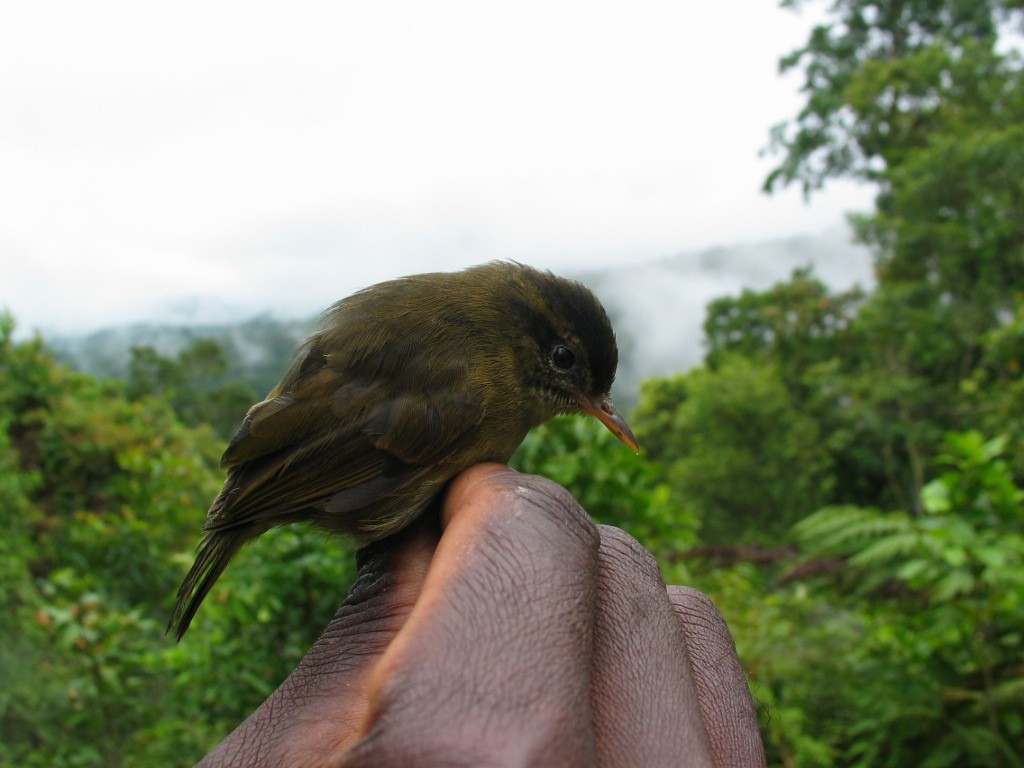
[[596, 525, 661, 581]]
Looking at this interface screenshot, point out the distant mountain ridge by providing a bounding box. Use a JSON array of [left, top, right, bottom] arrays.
[[50, 314, 316, 399], [50, 227, 873, 404]]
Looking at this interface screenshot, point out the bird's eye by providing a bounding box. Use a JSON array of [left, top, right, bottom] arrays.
[[551, 344, 576, 370]]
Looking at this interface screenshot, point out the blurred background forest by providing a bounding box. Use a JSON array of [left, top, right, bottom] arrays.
[[3, 0, 1024, 765]]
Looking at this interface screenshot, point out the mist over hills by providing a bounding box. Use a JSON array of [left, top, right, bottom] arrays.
[[50, 315, 316, 400], [50, 226, 873, 402], [588, 225, 874, 397]]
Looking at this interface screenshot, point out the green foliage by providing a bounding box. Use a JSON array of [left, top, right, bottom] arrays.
[[789, 432, 1024, 764], [850, 43, 1024, 330], [633, 355, 832, 544], [770, 1, 1024, 348], [685, 435, 1024, 767], [762, 0, 1024, 518], [126, 338, 259, 440], [0, 315, 214, 766], [0, 316, 353, 767], [766, 0, 1023, 195], [510, 415, 699, 562], [799, 432, 1024, 609], [639, 3, 1024, 763], [810, 283, 961, 513], [969, 300, 1024, 465], [704, 268, 864, 379]]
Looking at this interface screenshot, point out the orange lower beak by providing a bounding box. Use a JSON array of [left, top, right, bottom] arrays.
[[579, 395, 639, 454]]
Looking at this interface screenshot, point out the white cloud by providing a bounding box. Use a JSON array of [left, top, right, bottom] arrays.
[[0, 0, 875, 334]]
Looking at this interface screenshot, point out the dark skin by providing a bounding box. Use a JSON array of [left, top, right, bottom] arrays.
[[197, 466, 766, 768]]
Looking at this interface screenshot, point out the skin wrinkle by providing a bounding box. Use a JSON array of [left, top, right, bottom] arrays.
[[480, 484, 599, 648], [590, 526, 715, 768], [454, 540, 585, 699], [444, 467, 598, 550], [295, 573, 407, 684], [465, 507, 592, 637], [465, 483, 596, 686], [667, 587, 766, 768], [447, 470, 598, 654], [668, 588, 740, 687]]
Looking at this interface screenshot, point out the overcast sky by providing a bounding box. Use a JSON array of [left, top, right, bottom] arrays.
[[1, 1, 875, 335]]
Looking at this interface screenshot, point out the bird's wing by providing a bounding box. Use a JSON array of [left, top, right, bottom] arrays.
[[203, 363, 483, 533], [219, 366, 361, 468]]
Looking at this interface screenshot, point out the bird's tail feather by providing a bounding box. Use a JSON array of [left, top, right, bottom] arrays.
[[168, 530, 246, 641]]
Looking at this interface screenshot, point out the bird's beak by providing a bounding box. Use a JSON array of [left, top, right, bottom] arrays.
[[578, 394, 640, 454]]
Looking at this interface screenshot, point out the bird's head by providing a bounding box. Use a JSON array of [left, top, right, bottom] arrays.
[[483, 262, 639, 453]]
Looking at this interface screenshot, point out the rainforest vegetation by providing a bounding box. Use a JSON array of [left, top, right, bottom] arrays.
[[3, 1, 1023, 764]]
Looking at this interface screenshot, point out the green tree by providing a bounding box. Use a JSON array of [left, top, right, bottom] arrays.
[[633, 355, 832, 544], [763, 0, 1024, 517], [0, 315, 354, 766], [0, 314, 223, 766], [849, 42, 1024, 336], [812, 282, 966, 513], [765, 0, 1023, 195], [126, 338, 257, 440], [768, 0, 1024, 325], [968, 299, 1024, 469], [704, 267, 863, 383], [793, 431, 1024, 764]]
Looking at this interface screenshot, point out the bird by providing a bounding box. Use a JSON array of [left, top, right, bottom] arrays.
[[169, 261, 638, 639]]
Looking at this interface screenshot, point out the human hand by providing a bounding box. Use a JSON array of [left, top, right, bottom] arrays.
[[198, 464, 765, 767]]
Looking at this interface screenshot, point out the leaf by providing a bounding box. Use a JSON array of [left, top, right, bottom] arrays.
[[921, 480, 952, 514]]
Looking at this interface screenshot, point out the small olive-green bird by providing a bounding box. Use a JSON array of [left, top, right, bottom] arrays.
[[170, 261, 637, 639]]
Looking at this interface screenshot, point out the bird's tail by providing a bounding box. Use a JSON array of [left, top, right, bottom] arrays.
[[168, 529, 247, 641]]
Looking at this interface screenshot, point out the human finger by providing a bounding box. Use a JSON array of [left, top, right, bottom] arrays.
[[589, 526, 715, 767], [337, 464, 602, 768], [667, 586, 766, 768], [198, 512, 441, 768]]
